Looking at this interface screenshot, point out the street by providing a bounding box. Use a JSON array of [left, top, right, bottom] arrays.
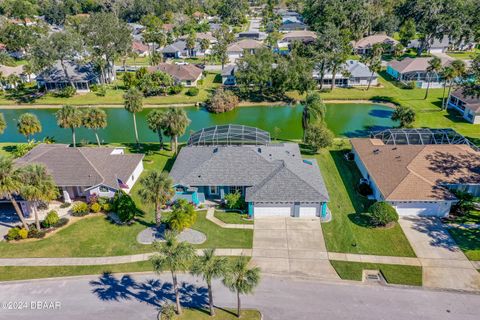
[[0, 273, 478, 320]]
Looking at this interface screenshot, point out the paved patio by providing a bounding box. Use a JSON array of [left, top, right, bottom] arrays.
[[251, 217, 339, 279]]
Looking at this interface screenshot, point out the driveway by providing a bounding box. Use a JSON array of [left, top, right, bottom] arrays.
[[251, 217, 339, 279], [399, 217, 480, 291]]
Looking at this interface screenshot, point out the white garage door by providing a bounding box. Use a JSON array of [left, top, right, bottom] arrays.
[[254, 207, 291, 218], [299, 207, 317, 217], [394, 202, 449, 217]]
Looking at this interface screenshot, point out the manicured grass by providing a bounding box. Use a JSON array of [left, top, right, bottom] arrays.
[[308, 140, 416, 257], [330, 260, 423, 286], [176, 308, 261, 319], [214, 210, 254, 225], [448, 228, 480, 261], [446, 50, 479, 60], [448, 210, 480, 225]]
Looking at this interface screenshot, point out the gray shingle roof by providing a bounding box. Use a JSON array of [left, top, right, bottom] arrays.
[[170, 143, 329, 203], [36, 60, 98, 82], [16, 144, 144, 189]]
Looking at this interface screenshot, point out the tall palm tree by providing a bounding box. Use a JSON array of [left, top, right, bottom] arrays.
[[19, 164, 59, 230], [424, 57, 442, 100], [137, 170, 174, 226], [0, 72, 6, 91], [302, 92, 326, 140], [17, 113, 42, 141], [191, 249, 228, 316], [162, 108, 191, 154], [83, 107, 108, 146], [146, 109, 166, 149], [123, 88, 143, 146], [0, 156, 29, 230], [0, 113, 6, 134], [222, 256, 261, 318], [199, 38, 210, 64], [56, 105, 83, 147], [440, 66, 455, 109], [445, 60, 467, 109], [150, 232, 196, 315]]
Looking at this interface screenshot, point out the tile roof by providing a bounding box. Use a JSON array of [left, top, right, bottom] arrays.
[[451, 88, 480, 113], [351, 139, 480, 201], [148, 63, 203, 81], [169, 143, 329, 203]]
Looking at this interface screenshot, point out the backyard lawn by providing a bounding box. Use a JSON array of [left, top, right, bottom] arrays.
[[214, 210, 254, 225], [309, 140, 416, 257]]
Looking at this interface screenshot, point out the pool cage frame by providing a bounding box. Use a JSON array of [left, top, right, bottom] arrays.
[[188, 124, 271, 146]]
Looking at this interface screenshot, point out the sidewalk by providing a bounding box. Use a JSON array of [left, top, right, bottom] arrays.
[[206, 208, 254, 229]]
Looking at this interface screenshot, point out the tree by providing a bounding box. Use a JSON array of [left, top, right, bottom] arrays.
[[17, 113, 41, 141], [18, 164, 59, 230], [218, 0, 249, 26], [304, 123, 334, 153], [186, 32, 197, 57], [146, 110, 166, 149], [56, 105, 83, 147], [398, 18, 416, 46], [82, 108, 107, 146], [391, 105, 416, 128], [191, 248, 229, 316], [150, 232, 196, 315], [367, 201, 398, 227], [199, 38, 210, 64], [360, 43, 383, 91], [1, 0, 38, 25], [0, 156, 29, 230], [208, 88, 239, 113], [123, 88, 144, 146], [446, 59, 466, 107], [441, 66, 455, 109], [0, 113, 6, 134], [223, 256, 261, 318], [302, 92, 326, 139], [424, 57, 442, 99], [163, 199, 197, 232], [161, 108, 191, 154], [137, 171, 174, 226]]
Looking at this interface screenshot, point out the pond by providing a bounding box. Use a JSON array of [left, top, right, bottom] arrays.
[[0, 103, 397, 143]]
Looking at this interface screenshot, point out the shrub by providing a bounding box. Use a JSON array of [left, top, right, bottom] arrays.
[[60, 202, 71, 208], [186, 87, 199, 96], [53, 217, 69, 228], [71, 201, 89, 216], [91, 84, 107, 96], [113, 191, 137, 222], [304, 123, 334, 153], [12, 141, 38, 158], [358, 183, 373, 196], [224, 191, 246, 210], [27, 228, 46, 239], [102, 203, 112, 212], [18, 228, 28, 239], [55, 86, 76, 97], [367, 201, 398, 227], [6, 227, 20, 241], [90, 202, 102, 213], [163, 199, 197, 232], [42, 210, 59, 228], [168, 85, 183, 95], [207, 88, 239, 113], [97, 196, 110, 206], [88, 194, 98, 205], [403, 81, 415, 89]]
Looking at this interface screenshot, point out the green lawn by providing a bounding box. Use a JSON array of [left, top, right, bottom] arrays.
[[446, 49, 479, 60], [330, 260, 423, 286], [309, 140, 416, 257], [214, 210, 254, 225], [448, 228, 480, 261], [176, 308, 261, 320], [448, 210, 480, 225]]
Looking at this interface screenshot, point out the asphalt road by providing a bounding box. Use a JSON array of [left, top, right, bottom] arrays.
[[0, 273, 478, 320]]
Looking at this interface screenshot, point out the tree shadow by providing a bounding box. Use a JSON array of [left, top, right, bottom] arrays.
[[4, 86, 44, 103], [404, 217, 463, 251], [448, 228, 480, 253], [347, 213, 375, 229]]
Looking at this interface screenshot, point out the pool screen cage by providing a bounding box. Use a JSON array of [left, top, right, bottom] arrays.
[[370, 128, 479, 151], [188, 124, 271, 146]]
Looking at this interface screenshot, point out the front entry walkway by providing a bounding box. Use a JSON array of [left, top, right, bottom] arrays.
[[399, 217, 480, 291], [251, 217, 339, 279]]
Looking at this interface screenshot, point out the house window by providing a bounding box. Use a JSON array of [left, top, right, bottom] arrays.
[[186, 80, 192, 86], [209, 186, 218, 194], [99, 186, 109, 193], [229, 186, 243, 194]]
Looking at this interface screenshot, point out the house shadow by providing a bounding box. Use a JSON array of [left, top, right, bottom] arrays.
[[89, 272, 208, 308], [403, 216, 461, 251]]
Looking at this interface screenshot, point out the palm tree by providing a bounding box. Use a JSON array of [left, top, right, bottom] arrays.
[[0, 72, 5, 91], [199, 38, 210, 64], [162, 108, 191, 154], [146, 109, 166, 149], [17, 113, 42, 141], [440, 66, 455, 109], [137, 170, 174, 226], [150, 231, 196, 315], [123, 88, 143, 146], [445, 60, 467, 109], [191, 248, 228, 316], [83, 108, 107, 146], [0, 113, 6, 134], [424, 57, 442, 100], [56, 105, 83, 147], [18, 164, 59, 230], [223, 256, 261, 318], [0, 156, 29, 230], [186, 32, 197, 58], [302, 92, 326, 140]]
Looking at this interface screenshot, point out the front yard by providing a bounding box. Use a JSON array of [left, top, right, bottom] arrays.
[[446, 210, 480, 261], [214, 210, 254, 225]]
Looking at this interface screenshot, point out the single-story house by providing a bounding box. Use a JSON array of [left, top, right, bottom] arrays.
[[36, 60, 101, 92], [238, 32, 266, 40], [221, 64, 237, 85], [161, 40, 203, 59], [169, 125, 330, 218], [276, 9, 302, 20], [313, 60, 378, 88], [15, 144, 144, 211], [279, 20, 308, 32], [148, 63, 203, 87], [132, 40, 149, 57], [351, 137, 480, 217], [386, 57, 452, 89], [447, 88, 480, 124], [179, 32, 217, 45], [128, 23, 145, 35], [227, 40, 264, 59], [352, 34, 399, 55], [280, 30, 317, 44]]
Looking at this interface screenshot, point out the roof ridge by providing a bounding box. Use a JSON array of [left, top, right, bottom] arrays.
[[76, 147, 106, 185], [247, 161, 286, 198]]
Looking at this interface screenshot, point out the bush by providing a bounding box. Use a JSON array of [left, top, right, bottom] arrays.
[[42, 210, 59, 228], [367, 201, 398, 227], [53, 217, 69, 228], [102, 203, 112, 212], [6, 227, 20, 241], [304, 123, 334, 153], [18, 228, 28, 239], [91, 84, 107, 96], [12, 141, 38, 158], [71, 201, 89, 216], [163, 199, 197, 232], [186, 87, 199, 96], [207, 88, 239, 113], [113, 191, 137, 222], [90, 202, 102, 213], [27, 228, 46, 239], [60, 202, 71, 208], [55, 86, 76, 97], [168, 85, 183, 95], [403, 81, 415, 89], [224, 191, 246, 210], [358, 183, 373, 196], [97, 196, 110, 206], [88, 194, 99, 205]]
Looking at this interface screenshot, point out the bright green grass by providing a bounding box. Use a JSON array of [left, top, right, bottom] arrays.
[[214, 210, 254, 225], [448, 228, 480, 261], [448, 210, 480, 225], [308, 140, 416, 257], [176, 308, 261, 319], [330, 260, 423, 286], [446, 49, 479, 60]]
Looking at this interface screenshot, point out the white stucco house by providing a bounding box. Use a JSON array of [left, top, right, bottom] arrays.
[[447, 88, 480, 124]]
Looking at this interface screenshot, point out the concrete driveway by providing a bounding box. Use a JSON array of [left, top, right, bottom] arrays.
[[399, 217, 480, 291], [251, 217, 339, 279]]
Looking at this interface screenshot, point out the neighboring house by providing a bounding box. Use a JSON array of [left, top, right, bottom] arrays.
[[276, 9, 302, 20], [279, 20, 308, 32], [353, 34, 399, 55], [238, 32, 266, 40], [128, 23, 145, 35], [351, 131, 480, 217], [221, 64, 237, 85], [409, 36, 450, 53], [162, 24, 174, 33], [0, 65, 34, 89], [447, 88, 480, 124], [161, 40, 203, 59], [386, 57, 452, 88], [15, 144, 144, 211], [179, 32, 217, 44], [280, 30, 317, 44], [313, 60, 378, 88], [227, 39, 264, 59], [132, 40, 149, 57], [36, 60, 101, 92], [148, 63, 203, 87], [170, 125, 330, 218]]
